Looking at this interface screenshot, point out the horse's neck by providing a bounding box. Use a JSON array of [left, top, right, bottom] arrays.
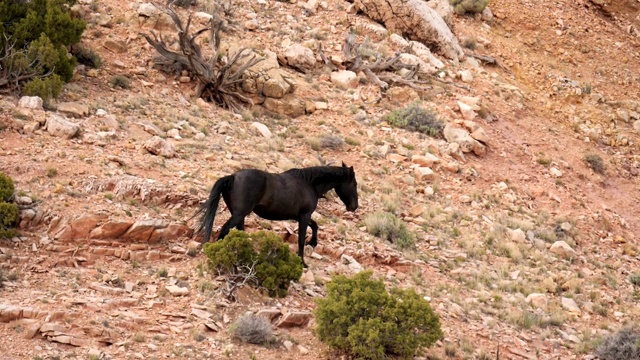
[[294, 167, 345, 196], [314, 182, 338, 197]]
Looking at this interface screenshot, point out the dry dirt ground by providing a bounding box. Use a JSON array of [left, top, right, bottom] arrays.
[[1, 0, 640, 359]]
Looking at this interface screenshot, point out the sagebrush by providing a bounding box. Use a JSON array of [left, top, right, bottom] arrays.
[[202, 230, 303, 297], [314, 271, 442, 360], [364, 212, 415, 250], [596, 326, 640, 360], [383, 102, 444, 138], [232, 313, 275, 344]]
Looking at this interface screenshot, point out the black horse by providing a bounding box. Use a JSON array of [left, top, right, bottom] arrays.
[[196, 162, 359, 267]]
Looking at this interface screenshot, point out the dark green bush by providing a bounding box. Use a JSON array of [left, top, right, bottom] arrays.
[[596, 326, 640, 360], [203, 230, 255, 274], [23, 75, 64, 103], [202, 230, 303, 297], [449, 0, 489, 15], [254, 231, 303, 297], [315, 271, 442, 360], [0, 172, 18, 239], [0, 172, 14, 202], [0, 0, 86, 97], [383, 102, 444, 138]]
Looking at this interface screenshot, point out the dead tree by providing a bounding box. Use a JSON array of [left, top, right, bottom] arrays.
[[341, 31, 433, 92], [142, 7, 263, 112]]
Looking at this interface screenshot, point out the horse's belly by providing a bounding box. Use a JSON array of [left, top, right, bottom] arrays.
[[253, 205, 297, 221]]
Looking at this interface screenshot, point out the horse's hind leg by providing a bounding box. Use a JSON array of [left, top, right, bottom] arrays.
[[217, 215, 246, 240], [307, 219, 319, 248], [297, 215, 312, 268]]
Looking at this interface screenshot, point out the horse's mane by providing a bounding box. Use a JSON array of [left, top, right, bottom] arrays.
[[285, 166, 351, 185]]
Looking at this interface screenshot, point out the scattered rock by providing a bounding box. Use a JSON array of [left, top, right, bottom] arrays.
[[250, 122, 272, 138], [165, 285, 189, 296], [57, 102, 89, 117], [282, 44, 316, 71], [275, 311, 312, 328], [561, 297, 581, 314], [525, 293, 548, 309], [550, 241, 576, 259], [411, 153, 439, 167], [45, 114, 80, 139], [330, 70, 358, 88], [143, 136, 176, 158], [414, 167, 435, 181], [18, 96, 43, 110]]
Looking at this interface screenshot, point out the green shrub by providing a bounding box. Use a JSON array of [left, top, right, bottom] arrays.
[[383, 102, 444, 138], [202, 230, 303, 297], [0, 172, 15, 202], [595, 326, 640, 360], [364, 212, 415, 250], [0, 269, 4, 289], [0, 0, 86, 96], [0, 172, 18, 239], [450, 0, 489, 15], [23, 75, 64, 104], [314, 271, 442, 359], [203, 230, 255, 274]]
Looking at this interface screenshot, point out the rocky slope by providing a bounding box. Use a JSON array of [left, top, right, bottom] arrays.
[[1, 0, 640, 359]]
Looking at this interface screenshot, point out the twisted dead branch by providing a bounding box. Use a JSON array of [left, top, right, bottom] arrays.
[[217, 260, 259, 301], [142, 7, 263, 112]]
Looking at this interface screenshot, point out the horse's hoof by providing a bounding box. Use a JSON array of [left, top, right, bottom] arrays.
[[302, 262, 309, 269]]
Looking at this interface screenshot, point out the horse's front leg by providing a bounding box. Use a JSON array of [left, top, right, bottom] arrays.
[[307, 219, 319, 248], [297, 215, 311, 268]]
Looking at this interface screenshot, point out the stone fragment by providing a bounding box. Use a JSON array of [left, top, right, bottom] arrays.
[[143, 136, 176, 158], [45, 114, 80, 139], [414, 167, 435, 181], [275, 311, 312, 328], [250, 122, 272, 138], [18, 96, 43, 110], [550, 241, 576, 259], [330, 70, 358, 88]]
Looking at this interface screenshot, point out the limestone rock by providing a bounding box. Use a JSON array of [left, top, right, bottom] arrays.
[[353, 0, 464, 60], [550, 241, 576, 259], [263, 95, 306, 118], [103, 40, 127, 54], [250, 122, 272, 138], [411, 153, 439, 167], [122, 219, 168, 242], [457, 101, 477, 120], [143, 136, 176, 158], [165, 285, 189, 296], [561, 297, 581, 314], [525, 293, 548, 309], [443, 124, 485, 156], [282, 44, 316, 71], [414, 167, 435, 181], [45, 114, 80, 139], [330, 70, 358, 88], [18, 96, 43, 110], [138, 3, 159, 17], [57, 102, 89, 117]]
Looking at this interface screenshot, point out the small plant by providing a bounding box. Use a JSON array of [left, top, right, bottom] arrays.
[[462, 37, 477, 50], [595, 326, 640, 360], [320, 135, 345, 149], [449, 0, 489, 15], [232, 313, 275, 344], [0, 269, 4, 289], [46, 167, 58, 178], [630, 272, 640, 287], [536, 157, 552, 167], [0, 172, 19, 239], [364, 212, 415, 250], [157, 268, 168, 278], [383, 102, 444, 138], [314, 271, 442, 360], [585, 154, 606, 174], [202, 230, 303, 297], [132, 332, 146, 343], [110, 75, 131, 89], [71, 44, 102, 68]]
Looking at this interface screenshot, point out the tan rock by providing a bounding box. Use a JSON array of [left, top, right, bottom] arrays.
[[165, 285, 189, 296], [45, 114, 80, 139], [330, 70, 358, 88], [122, 219, 168, 242], [143, 136, 176, 158], [525, 293, 548, 309], [413, 167, 435, 181], [256, 309, 282, 322], [57, 102, 89, 117], [89, 221, 134, 239], [275, 311, 312, 328], [411, 153, 440, 167], [263, 95, 306, 118], [550, 241, 576, 259]]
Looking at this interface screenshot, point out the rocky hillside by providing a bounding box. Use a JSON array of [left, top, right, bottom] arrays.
[[1, 0, 640, 359]]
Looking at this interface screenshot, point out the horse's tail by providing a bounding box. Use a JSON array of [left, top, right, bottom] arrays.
[[196, 175, 234, 243]]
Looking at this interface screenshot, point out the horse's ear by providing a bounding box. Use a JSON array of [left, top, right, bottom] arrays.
[[342, 161, 347, 167]]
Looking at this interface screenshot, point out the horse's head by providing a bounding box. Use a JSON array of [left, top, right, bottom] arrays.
[[336, 162, 359, 212]]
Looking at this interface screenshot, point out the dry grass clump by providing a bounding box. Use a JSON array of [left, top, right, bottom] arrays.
[[595, 326, 640, 360], [232, 313, 275, 344]]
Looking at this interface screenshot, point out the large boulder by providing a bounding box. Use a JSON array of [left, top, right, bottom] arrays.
[[353, 0, 464, 60]]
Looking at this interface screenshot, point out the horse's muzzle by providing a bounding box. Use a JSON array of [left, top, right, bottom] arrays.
[[347, 203, 358, 212]]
